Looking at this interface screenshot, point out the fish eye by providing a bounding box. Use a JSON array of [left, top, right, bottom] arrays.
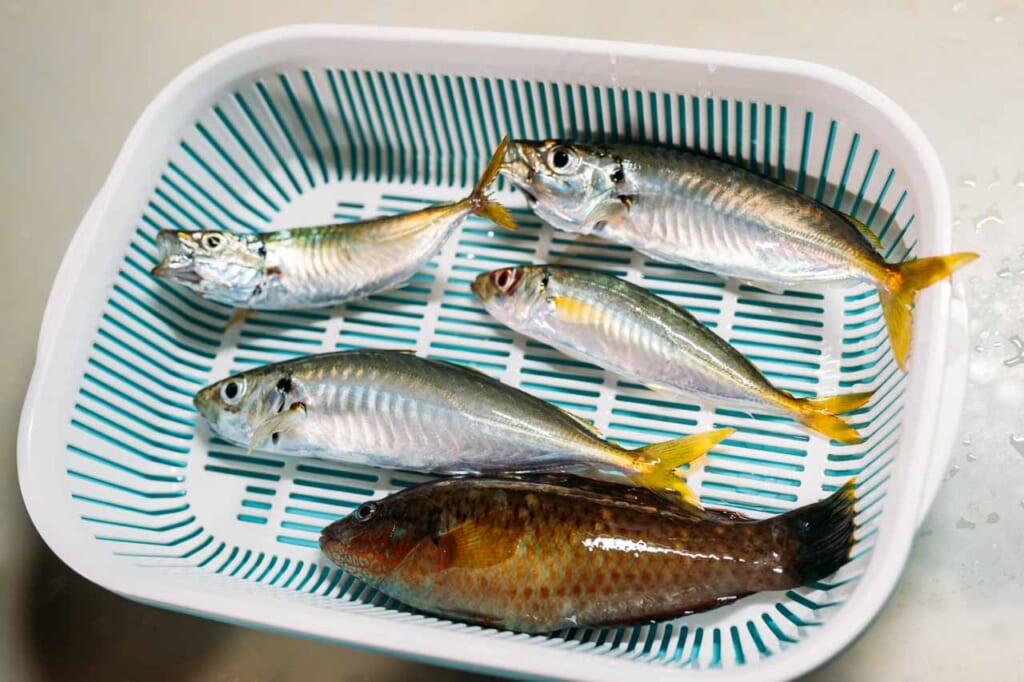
[[219, 377, 246, 405], [491, 268, 522, 294], [354, 501, 378, 523], [202, 234, 224, 250], [546, 146, 579, 174]]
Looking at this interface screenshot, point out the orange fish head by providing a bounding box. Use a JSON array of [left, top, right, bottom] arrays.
[[319, 497, 438, 582]]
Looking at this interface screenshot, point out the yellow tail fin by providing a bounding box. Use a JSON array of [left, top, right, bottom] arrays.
[[625, 428, 735, 507], [468, 135, 518, 230], [794, 392, 873, 444], [880, 252, 978, 371]]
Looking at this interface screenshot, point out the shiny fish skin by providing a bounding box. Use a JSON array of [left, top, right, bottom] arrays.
[[472, 265, 872, 443], [501, 140, 978, 370], [320, 474, 857, 633], [151, 138, 515, 310], [193, 350, 735, 503]]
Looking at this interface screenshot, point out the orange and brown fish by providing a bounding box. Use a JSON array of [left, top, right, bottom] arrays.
[[320, 474, 856, 633]]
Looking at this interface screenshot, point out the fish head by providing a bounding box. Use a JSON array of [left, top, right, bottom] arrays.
[[151, 230, 267, 306], [501, 140, 619, 233], [320, 493, 440, 585], [193, 365, 290, 446], [471, 265, 550, 327]]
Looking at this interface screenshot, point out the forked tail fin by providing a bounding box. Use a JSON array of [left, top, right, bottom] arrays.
[[880, 252, 978, 371], [793, 392, 874, 444], [624, 428, 735, 507], [467, 136, 518, 231], [776, 479, 857, 584]]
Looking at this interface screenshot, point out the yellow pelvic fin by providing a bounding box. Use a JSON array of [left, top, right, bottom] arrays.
[[880, 252, 979, 371]]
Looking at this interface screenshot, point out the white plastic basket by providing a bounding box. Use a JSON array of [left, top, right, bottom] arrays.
[[18, 25, 968, 681]]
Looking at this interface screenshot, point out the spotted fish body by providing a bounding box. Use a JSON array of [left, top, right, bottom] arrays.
[[320, 474, 857, 633], [151, 138, 516, 310], [473, 265, 872, 443], [193, 350, 735, 504], [502, 140, 977, 370]]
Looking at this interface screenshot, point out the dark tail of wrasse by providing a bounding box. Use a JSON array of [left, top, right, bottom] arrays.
[[792, 391, 874, 445], [775, 479, 857, 584], [467, 135, 518, 231], [880, 252, 979, 371], [624, 428, 735, 507]]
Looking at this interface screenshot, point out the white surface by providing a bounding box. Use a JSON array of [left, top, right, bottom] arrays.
[[2, 2, 1021, 681]]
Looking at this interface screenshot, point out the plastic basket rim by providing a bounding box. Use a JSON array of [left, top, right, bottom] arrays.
[[17, 23, 961, 682]]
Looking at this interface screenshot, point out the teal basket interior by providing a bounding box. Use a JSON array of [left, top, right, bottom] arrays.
[[65, 66, 914, 670]]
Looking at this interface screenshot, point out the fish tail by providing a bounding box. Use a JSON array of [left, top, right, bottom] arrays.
[[792, 391, 873, 444], [776, 479, 857, 584], [624, 428, 735, 507], [880, 252, 978, 371], [468, 136, 518, 231]]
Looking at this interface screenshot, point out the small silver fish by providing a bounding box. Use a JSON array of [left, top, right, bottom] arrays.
[[501, 140, 978, 370], [473, 265, 871, 443], [151, 138, 516, 309], [193, 349, 735, 505]]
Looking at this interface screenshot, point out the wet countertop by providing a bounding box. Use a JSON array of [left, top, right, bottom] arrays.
[[2, 1, 1021, 680]]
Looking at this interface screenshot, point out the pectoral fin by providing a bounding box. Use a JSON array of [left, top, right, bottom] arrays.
[[581, 200, 629, 233], [435, 511, 522, 569], [248, 402, 307, 453]]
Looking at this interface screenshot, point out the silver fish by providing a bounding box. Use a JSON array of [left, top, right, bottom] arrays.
[[501, 140, 977, 370], [473, 265, 872, 443], [193, 350, 735, 504], [151, 138, 515, 309]]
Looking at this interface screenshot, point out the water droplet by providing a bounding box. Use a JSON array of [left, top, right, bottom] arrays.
[[958, 174, 977, 188], [948, 464, 962, 478], [962, 435, 972, 445], [998, 267, 1012, 278], [1010, 433, 1024, 456], [952, 0, 967, 11], [957, 517, 977, 530], [987, 169, 1001, 190], [987, 512, 1000, 524], [966, 451, 978, 462], [1014, 173, 1024, 189], [1005, 336, 1024, 366], [975, 206, 1005, 231]]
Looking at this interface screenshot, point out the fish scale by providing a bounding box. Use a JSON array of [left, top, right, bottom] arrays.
[[320, 474, 857, 633], [473, 265, 873, 443], [194, 350, 736, 502], [501, 139, 977, 370]]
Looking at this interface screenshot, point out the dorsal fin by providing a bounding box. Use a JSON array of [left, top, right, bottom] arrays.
[[558, 406, 604, 437], [842, 213, 883, 250]]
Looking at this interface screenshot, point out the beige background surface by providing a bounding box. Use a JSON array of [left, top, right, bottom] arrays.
[[3, 1, 1023, 680]]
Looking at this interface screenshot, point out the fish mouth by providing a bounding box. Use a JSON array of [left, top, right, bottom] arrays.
[[151, 230, 199, 282], [319, 518, 351, 551], [500, 142, 538, 207]]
